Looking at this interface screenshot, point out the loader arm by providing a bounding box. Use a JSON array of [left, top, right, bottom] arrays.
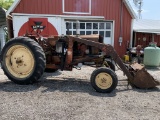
[[70, 36, 160, 88], [70, 36, 134, 81]]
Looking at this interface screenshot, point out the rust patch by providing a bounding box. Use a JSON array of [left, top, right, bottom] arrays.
[[133, 68, 160, 89]]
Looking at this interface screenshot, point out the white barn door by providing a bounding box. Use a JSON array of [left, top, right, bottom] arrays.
[[65, 21, 113, 46]]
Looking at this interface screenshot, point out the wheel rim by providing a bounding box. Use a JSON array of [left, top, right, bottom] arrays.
[[5, 45, 34, 79], [95, 72, 113, 89]]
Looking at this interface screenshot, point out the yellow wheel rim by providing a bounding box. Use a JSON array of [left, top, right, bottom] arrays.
[[5, 45, 34, 79], [95, 72, 113, 89]]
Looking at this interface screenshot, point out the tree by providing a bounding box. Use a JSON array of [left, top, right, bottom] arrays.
[[0, 0, 14, 10]]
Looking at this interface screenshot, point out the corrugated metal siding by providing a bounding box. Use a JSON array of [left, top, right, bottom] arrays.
[[12, 0, 132, 57], [135, 32, 160, 47]]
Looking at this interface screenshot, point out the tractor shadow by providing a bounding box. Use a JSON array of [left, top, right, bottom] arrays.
[[38, 72, 160, 95], [0, 71, 62, 93], [40, 77, 117, 97], [0, 72, 116, 97], [0, 81, 41, 92], [0, 79, 117, 97], [0, 71, 159, 96]]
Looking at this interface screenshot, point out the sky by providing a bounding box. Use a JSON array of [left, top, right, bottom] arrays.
[[129, 0, 160, 20]]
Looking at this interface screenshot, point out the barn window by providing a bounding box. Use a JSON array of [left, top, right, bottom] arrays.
[[73, 31, 76, 35], [86, 23, 92, 29], [80, 31, 85, 35], [93, 23, 98, 29], [99, 23, 104, 29], [106, 23, 111, 29], [65, 21, 113, 45], [66, 21, 112, 37], [68, 23, 72, 29], [73, 23, 76, 29], [99, 31, 104, 37], [105, 31, 111, 37], [93, 31, 98, 34], [80, 23, 85, 29], [86, 31, 92, 35]]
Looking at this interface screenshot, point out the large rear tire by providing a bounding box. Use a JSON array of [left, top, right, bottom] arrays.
[[1, 37, 46, 85], [90, 67, 118, 93]]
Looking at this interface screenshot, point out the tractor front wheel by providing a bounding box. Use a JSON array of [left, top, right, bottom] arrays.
[[1, 37, 46, 85], [90, 67, 118, 93]]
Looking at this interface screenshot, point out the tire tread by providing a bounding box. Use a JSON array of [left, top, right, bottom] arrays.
[[1, 37, 46, 85]]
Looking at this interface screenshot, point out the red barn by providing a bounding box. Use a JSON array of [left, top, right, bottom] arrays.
[[133, 19, 160, 48], [7, 0, 136, 57]]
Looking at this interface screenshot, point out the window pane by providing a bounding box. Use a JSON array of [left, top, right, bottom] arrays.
[[99, 31, 104, 37], [66, 31, 72, 35], [93, 23, 98, 29], [93, 31, 98, 34], [80, 23, 85, 29], [80, 31, 85, 35], [86, 31, 91, 35], [86, 23, 92, 29], [99, 23, 104, 29], [73, 23, 76, 29], [66, 22, 72, 29], [105, 31, 111, 37], [106, 23, 111, 29], [73, 31, 77, 35]]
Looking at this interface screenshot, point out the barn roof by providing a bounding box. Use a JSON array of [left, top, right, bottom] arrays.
[[133, 19, 160, 34], [7, 0, 137, 19], [0, 7, 6, 26]]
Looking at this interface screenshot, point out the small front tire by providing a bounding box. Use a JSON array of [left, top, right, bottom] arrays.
[[90, 67, 118, 93]]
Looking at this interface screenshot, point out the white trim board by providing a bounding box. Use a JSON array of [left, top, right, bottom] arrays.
[[123, 0, 137, 19], [12, 13, 105, 20], [112, 20, 115, 46]]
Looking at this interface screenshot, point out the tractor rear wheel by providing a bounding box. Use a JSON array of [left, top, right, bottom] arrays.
[[1, 37, 46, 85], [90, 67, 118, 93]]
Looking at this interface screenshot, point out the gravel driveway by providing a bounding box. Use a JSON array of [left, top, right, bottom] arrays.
[[0, 66, 159, 120]]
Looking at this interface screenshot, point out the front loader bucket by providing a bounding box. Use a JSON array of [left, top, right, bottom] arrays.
[[130, 63, 160, 89]]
